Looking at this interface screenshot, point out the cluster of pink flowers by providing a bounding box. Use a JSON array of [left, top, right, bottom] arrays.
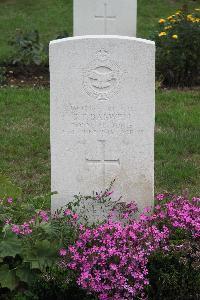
[[64, 209, 78, 220], [64, 194, 200, 300], [67, 219, 169, 299], [38, 210, 49, 222], [10, 210, 50, 236], [167, 196, 200, 237], [153, 195, 200, 238], [11, 222, 33, 235], [3, 193, 199, 299]]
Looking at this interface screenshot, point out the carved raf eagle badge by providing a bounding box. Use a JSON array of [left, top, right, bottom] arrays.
[[83, 49, 122, 101]]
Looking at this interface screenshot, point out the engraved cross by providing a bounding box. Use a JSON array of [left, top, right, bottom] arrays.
[[95, 2, 116, 34], [86, 140, 120, 189]]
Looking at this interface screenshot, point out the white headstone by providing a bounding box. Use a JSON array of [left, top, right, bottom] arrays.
[[50, 36, 155, 213], [73, 0, 137, 37]]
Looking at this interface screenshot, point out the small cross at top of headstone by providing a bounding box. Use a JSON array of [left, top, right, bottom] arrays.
[[95, 2, 116, 34]]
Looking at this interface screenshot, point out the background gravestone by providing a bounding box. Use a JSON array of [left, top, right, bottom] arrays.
[[74, 0, 137, 37], [50, 36, 155, 213]]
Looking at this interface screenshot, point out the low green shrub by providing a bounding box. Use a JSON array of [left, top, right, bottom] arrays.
[[0, 192, 199, 299], [153, 7, 200, 87], [148, 244, 200, 299], [29, 269, 95, 300], [3, 29, 70, 79], [9, 30, 48, 69]]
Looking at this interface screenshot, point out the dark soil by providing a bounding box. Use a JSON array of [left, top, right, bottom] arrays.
[[1, 65, 49, 88]]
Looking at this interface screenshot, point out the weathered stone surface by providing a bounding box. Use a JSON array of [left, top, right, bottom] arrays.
[[50, 36, 155, 213], [73, 0, 137, 36]]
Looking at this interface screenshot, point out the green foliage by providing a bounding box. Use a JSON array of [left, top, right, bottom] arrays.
[[7, 29, 69, 71], [148, 248, 200, 299], [0, 194, 80, 297], [9, 30, 47, 68], [0, 66, 6, 84], [152, 7, 200, 87], [0, 232, 22, 258], [30, 268, 96, 300]]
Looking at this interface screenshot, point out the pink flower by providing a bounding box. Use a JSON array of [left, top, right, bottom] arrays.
[[11, 222, 33, 236], [79, 224, 85, 231], [5, 218, 11, 225], [11, 224, 20, 234], [64, 209, 72, 216], [72, 213, 78, 220], [156, 193, 165, 201], [20, 222, 32, 235], [7, 197, 13, 204], [29, 218, 35, 224], [59, 248, 67, 256], [143, 207, 151, 214], [38, 210, 49, 222]]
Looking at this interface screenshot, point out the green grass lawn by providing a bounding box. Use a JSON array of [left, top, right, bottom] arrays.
[[0, 88, 199, 203], [0, 0, 198, 61], [0, 88, 50, 200]]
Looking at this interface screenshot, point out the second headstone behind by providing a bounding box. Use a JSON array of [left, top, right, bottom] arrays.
[[74, 0, 137, 37]]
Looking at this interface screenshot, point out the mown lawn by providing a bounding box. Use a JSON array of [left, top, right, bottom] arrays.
[[0, 88, 50, 200], [0, 0, 198, 61], [0, 88, 199, 202]]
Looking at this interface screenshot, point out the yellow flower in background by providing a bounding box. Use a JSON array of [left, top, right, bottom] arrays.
[[164, 25, 172, 30], [176, 11, 181, 15], [187, 14, 196, 22], [172, 35, 178, 39], [167, 15, 173, 20], [187, 14, 193, 20], [195, 8, 200, 11], [159, 18, 165, 24], [159, 32, 167, 37]]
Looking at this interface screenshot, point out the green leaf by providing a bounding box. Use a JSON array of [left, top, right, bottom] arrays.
[[29, 260, 40, 270], [25, 240, 58, 270], [0, 265, 18, 290], [0, 232, 22, 257], [16, 263, 35, 284]]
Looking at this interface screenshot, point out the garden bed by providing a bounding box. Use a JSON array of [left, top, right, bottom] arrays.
[[1, 65, 49, 88]]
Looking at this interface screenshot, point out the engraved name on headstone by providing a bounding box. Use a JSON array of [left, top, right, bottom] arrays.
[[50, 36, 155, 213]]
